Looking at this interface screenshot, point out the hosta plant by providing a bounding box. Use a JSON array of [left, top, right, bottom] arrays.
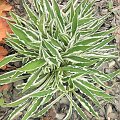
[[0, 0, 119, 119]]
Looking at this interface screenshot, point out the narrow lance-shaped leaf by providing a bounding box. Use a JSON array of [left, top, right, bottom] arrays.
[[52, 0, 64, 29], [73, 91, 98, 118], [22, 98, 42, 120], [63, 0, 78, 12], [72, 99, 88, 120], [64, 45, 91, 55], [8, 100, 31, 120], [92, 36, 114, 50], [91, 75, 110, 89], [3, 96, 29, 107], [9, 23, 31, 44], [63, 103, 72, 120], [23, 0, 38, 25], [38, 14, 46, 35], [30, 88, 54, 97], [0, 54, 16, 68], [70, 3, 74, 22], [0, 75, 29, 85], [32, 94, 64, 118], [22, 69, 41, 92], [72, 11, 78, 36], [44, 40, 62, 61], [44, 0, 54, 18], [64, 55, 90, 63], [0, 70, 18, 80], [19, 59, 45, 71], [73, 80, 100, 106]]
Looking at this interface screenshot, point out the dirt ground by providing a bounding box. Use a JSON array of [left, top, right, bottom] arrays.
[[0, 0, 120, 120]]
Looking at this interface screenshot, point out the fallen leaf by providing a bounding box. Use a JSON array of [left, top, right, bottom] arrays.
[[0, 84, 11, 92], [0, 1, 12, 70], [42, 108, 56, 120], [0, 46, 8, 56], [0, 0, 12, 16], [0, 18, 13, 42]]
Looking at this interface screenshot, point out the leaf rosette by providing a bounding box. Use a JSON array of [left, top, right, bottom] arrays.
[[0, 0, 118, 120]]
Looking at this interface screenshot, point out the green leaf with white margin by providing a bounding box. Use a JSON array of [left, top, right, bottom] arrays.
[[72, 99, 88, 120], [92, 27, 116, 37], [82, 0, 95, 17], [50, 38, 63, 50], [63, 0, 78, 13], [92, 36, 114, 50], [0, 75, 29, 85], [44, 40, 62, 61], [0, 70, 19, 80], [64, 55, 90, 63], [3, 96, 29, 107], [22, 96, 51, 120], [73, 91, 98, 118], [72, 9, 78, 36], [79, 80, 112, 100], [58, 81, 66, 92], [91, 75, 110, 89], [73, 80, 100, 106], [88, 69, 111, 79], [40, 95, 52, 105], [32, 94, 64, 118], [70, 2, 74, 22], [7, 39, 25, 51], [8, 100, 31, 120], [79, 79, 104, 91], [64, 45, 91, 55], [14, 24, 39, 41], [78, 18, 95, 26], [58, 33, 69, 46], [75, 59, 98, 67], [38, 14, 46, 35], [18, 50, 38, 57], [0, 54, 16, 68], [88, 89, 112, 101], [44, 0, 54, 18], [22, 98, 42, 120], [30, 88, 54, 97], [52, 0, 64, 29], [61, 66, 86, 73], [22, 69, 41, 92], [63, 103, 72, 120], [23, 0, 38, 25], [9, 23, 32, 44], [19, 59, 45, 71], [56, 15, 64, 33], [3, 88, 53, 107], [75, 36, 103, 46], [9, 11, 21, 24]]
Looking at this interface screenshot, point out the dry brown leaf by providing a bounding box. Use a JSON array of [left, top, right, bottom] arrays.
[[0, 84, 11, 92], [0, 0, 12, 16], [42, 108, 56, 120], [0, 46, 8, 56], [0, 46, 8, 70], [0, 18, 13, 43]]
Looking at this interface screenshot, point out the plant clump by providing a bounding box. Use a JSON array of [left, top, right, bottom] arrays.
[[0, 0, 118, 120]]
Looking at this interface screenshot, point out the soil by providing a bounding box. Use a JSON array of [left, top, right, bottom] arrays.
[[1, 0, 120, 120]]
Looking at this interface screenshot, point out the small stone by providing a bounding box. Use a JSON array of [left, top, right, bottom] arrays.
[[108, 112, 118, 119], [56, 113, 65, 120], [59, 97, 69, 105]]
